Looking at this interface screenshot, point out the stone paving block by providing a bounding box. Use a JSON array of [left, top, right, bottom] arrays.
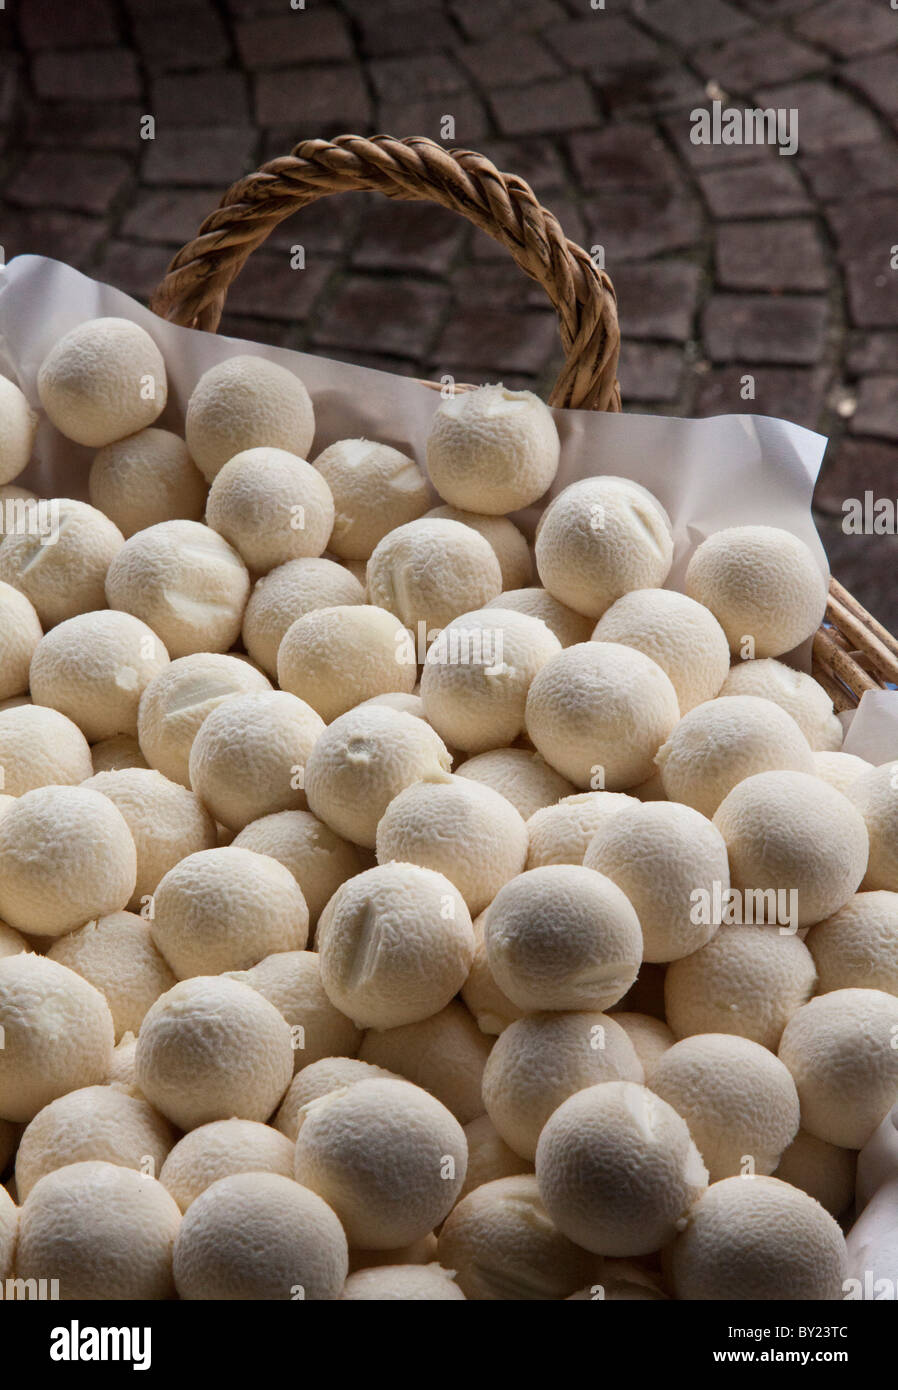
[[663, 112, 783, 169], [152, 70, 250, 127], [612, 260, 703, 341], [377, 92, 489, 142], [264, 193, 364, 255], [800, 142, 898, 202], [546, 16, 663, 71], [449, 262, 553, 311], [351, 201, 468, 274], [357, 9, 459, 57], [476, 138, 568, 194], [597, 63, 706, 118], [236, 10, 353, 69], [312, 275, 450, 359], [642, 0, 755, 48], [142, 127, 259, 186], [702, 293, 829, 363], [849, 376, 898, 442], [815, 439, 898, 516], [120, 188, 227, 244], [92, 240, 175, 302], [794, 0, 898, 59], [2, 209, 106, 270], [6, 149, 133, 215], [490, 76, 596, 136], [370, 53, 469, 103], [714, 219, 828, 292], [19, 0, 119, 50], [433, 307, 558, 375], [753, 79, 881, 154], [25, 103, 144, 152], [618, 341, 685, 403], [133, 3, 231, 71], [449, 0, 567, 40], [255, 64, 371, 131], [692, 32, 826, 91], [33, 49, 141, 102], [221, 252, 335, 322], [827, 196, 898, 329], [568, 122, 680, 190], [846, 332, 898, 375], [584, 188, 703, 262], [693, 364, 828, 428], [842, 52, 898, 121], [459, 35, 561, 88], [698, 160, 812, 217], [216, 314, 297, 348]]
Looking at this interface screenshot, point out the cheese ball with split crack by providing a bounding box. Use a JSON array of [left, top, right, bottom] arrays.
[[425, 506, 532, 589], [425, 384, 559, 515], [535, 477, 673, 620], [314, 439, 431, 560], [293, 1077, 467, 1249], [525, 642, 679, 790], [0, 498, 124, 627], [366, 518, 502, 637]]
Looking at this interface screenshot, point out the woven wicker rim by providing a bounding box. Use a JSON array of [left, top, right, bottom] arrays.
[[150, 132, 898, 710]]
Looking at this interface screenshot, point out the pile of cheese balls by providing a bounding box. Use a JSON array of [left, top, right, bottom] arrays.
[[0, 313, 896, 1301]]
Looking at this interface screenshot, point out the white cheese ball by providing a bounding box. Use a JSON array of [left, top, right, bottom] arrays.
[[0, 498, 124, 627], [592, 588, 730, 714], [241, 556, 366, 677], [0, 375, 37, 484], [525, 790, 638, 868], [367, 518, 502, 636], [774, 1129, 857, 1217], [232, 810, 362, 928], [342, 1262, 464, 1300], [482, 1011, 644, 1161], [175, 1170, 346, 1300], [814, 749, 869, 795], [107, 1032, 138, 1092], [484, 865, 642, 1013], [278, 604, 416, 722], [235, 950, 361, 1073], [421, 608, 561, 754], [0, 785, 137, 937], [358, 1001, 491, 1124], [525, 642, 679, 790], [0, 581, 41, 701], [135, 975, 294, 1131], [486, 586, 593, 647], [151, 847, 309, 979], [778, 988, 898, 1148], [685, 525, 828, 658], [137, 652, 271, 787], [461, 910, 526, 1037], [17, 1160, 180, 1300], [205, 446, 334, 575], [159, 1119, 295, 1212], [47, 911, 177, 1039], [274, 1057, 398, 1142], [15, 1085, 175, 1200], [852, 761, 898, 891], [0, 954, 114, 1122], [0, 483, 37, 535], [185, 354, 315, 485], [568, 1262, 668, 1301], [314, 439, 430, 559], [89, 427, 207, 538], [455, 748, 575, 821], [664, 924, 817, 1050], [0, 920, 26, 958], [0, 1184, 15, 1279], [30, 610, 170, 744], [305, 706, 451, 848], [536, 1081, 709, 1256], [188, 690, 325, 832], [535, 477, 673, 619], [438, 1174, 597, 1300], [90, 734, 149, 773], [651, 1033, 800, 1182], [719, 657, 843, 751], [611, 1013, 675, 1083], [375, 776, 527, 917], [426, 505, 532, 589], [460, 1114, 533, 1199], [426, 384, 559, 515], [806, 891, 898, 995], [105, 519, 250, 659], [583, 801, 729, 963], [293, 1077, 467, 1248], [714, 770, 869, 929], [317, 862, 474, 1029], [37, 318, 168, 448], [655, 695, 815, 819], [670, 1175, 846, 1300]]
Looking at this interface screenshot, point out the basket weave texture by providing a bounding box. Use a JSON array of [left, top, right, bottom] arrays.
[[150, 133, 898, 711]]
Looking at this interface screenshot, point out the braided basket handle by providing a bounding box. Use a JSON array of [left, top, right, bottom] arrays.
[[149, 134, 621, 412]]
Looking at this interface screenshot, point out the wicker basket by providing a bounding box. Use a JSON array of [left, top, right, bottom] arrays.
[[149, 133, 898, 713]]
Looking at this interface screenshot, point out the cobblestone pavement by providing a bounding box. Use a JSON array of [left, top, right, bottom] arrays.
[[1, 0, 897, 627]]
